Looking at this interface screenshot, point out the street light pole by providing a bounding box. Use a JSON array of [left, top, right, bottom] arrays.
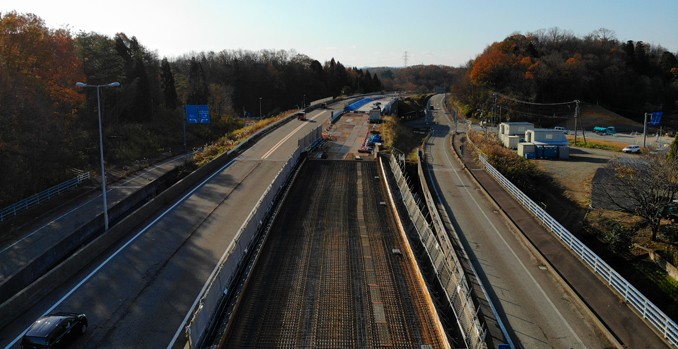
[[302, 94, 305, 110], [76, 81, 120, 232], [259, 97, 262, 118]]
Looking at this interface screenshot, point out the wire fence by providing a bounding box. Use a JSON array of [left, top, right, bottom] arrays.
[[0, 172, 90, 222]]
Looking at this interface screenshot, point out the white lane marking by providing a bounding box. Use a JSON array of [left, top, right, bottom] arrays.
[[168, 111, 326, 347], [0, 157, 185, 255], [3, 157, 239, 349], [434, 120, 584, 345], [261, 113, 323, 159]]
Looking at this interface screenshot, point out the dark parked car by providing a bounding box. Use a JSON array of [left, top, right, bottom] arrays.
[[21, 313, 87, 348]]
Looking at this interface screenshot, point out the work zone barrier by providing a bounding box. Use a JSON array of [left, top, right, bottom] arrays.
[[0, 171, 90, 221], [478, 154, 678, 347], [386, 152, 487, 349], [184, 125, 322, 348], [344, 97, 373, 112]]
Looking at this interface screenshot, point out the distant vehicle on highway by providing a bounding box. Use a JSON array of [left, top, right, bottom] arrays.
[[295, 111, 307, 121], [622, 145, 641, 153], [22, 312, 87, 348]]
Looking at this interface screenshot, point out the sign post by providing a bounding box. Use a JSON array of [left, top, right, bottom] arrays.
[[643, 111, 663, 148], [184, 105, 211, 152]]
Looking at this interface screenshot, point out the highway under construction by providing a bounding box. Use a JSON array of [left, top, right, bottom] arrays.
[[217, 159, 449, 348]]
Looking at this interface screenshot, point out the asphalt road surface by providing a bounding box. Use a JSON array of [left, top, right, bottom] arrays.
[[0, 155, 191, 294], [424, 94, 613, 348], [0, 107, 336, 349]]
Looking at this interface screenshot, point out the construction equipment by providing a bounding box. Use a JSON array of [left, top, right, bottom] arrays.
[[593, 126, 616, 135]]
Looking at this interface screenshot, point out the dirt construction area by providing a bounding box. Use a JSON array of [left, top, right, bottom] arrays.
[[540, 103, 673, 207], [533, 144, 639, 208]]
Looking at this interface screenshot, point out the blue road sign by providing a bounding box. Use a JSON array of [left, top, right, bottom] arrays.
[[186, 105, 210, 124], [649, 111, 663, 126]]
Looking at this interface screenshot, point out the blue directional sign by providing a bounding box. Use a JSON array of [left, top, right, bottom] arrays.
[[185, 105, 210, 124], [649, 111, 663, 126]]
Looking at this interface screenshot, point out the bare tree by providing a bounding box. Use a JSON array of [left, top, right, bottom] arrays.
[[603, 154, 678, 241]]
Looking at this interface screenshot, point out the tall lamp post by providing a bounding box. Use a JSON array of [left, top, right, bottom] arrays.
[[76, 81, 120, 232], [259, 97, 262, 118]]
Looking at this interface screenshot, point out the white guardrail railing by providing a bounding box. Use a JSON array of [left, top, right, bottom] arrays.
[[386, 152, 487, 349], [478, 154, 678, 347], [0, 172, 90, 222]]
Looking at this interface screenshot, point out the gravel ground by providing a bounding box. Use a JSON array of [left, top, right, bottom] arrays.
[[534, 142, 642, 208], [535, 147, 608, 207]]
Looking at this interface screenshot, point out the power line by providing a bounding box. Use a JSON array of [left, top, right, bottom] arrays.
[[494, 92, 577, 106]]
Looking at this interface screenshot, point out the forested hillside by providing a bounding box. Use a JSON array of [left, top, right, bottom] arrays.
[[0, 11, 382, 206], [452, 28, 678, 122], [371, 65, 462, 93]]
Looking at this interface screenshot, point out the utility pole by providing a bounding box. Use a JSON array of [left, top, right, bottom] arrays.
[[643, 112, 650, 148], [573, 100, 580, 144], [492, 93, 498, 126]]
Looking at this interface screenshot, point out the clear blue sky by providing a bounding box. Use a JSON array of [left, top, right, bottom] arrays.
[[3, 0, 677, 67]]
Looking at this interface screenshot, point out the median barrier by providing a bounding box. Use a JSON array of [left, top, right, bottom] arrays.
[[0, 111, 301, 330], [0, 170, 173, 305]]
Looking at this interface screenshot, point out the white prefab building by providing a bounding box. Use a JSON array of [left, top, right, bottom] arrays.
[[523, 128, 570, 159], [498, 122, 534, 149], [497, 122, 570, 159], [524, 128, 569, 145]]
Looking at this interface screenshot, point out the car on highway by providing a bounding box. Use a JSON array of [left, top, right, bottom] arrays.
[[622, 145, 641, 153], [295, 111, 307, 121], [21, 312, 87, 348]]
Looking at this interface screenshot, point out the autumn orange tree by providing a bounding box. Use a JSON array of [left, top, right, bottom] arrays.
[[0, 11, 389, 207], [0, 11, 85, 205], [454, 28, 678, 121]]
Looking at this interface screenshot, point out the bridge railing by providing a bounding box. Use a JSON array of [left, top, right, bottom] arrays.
[[478, 154, 678, 347], [0, 171, 90, 222], [385, 152, 487, 349], [183, 125, 323, 348]]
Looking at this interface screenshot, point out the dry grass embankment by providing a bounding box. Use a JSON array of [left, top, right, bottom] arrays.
[[192, 110, 296, 166]]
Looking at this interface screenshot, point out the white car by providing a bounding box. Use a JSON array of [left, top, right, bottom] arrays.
[[622, 145, 641, 153]]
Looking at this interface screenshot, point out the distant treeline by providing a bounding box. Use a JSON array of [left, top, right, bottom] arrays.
[[371, 65, 461, 93], [452, 28, 678, 121], [0, 11, 383, 205]]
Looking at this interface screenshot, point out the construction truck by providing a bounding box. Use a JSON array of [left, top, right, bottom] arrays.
[[593, 126, 616, 135]]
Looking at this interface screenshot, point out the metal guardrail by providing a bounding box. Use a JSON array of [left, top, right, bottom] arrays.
[[478, 154, 678, 347], [0, 172, 90, 222], [386, 152, 487, 349]]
